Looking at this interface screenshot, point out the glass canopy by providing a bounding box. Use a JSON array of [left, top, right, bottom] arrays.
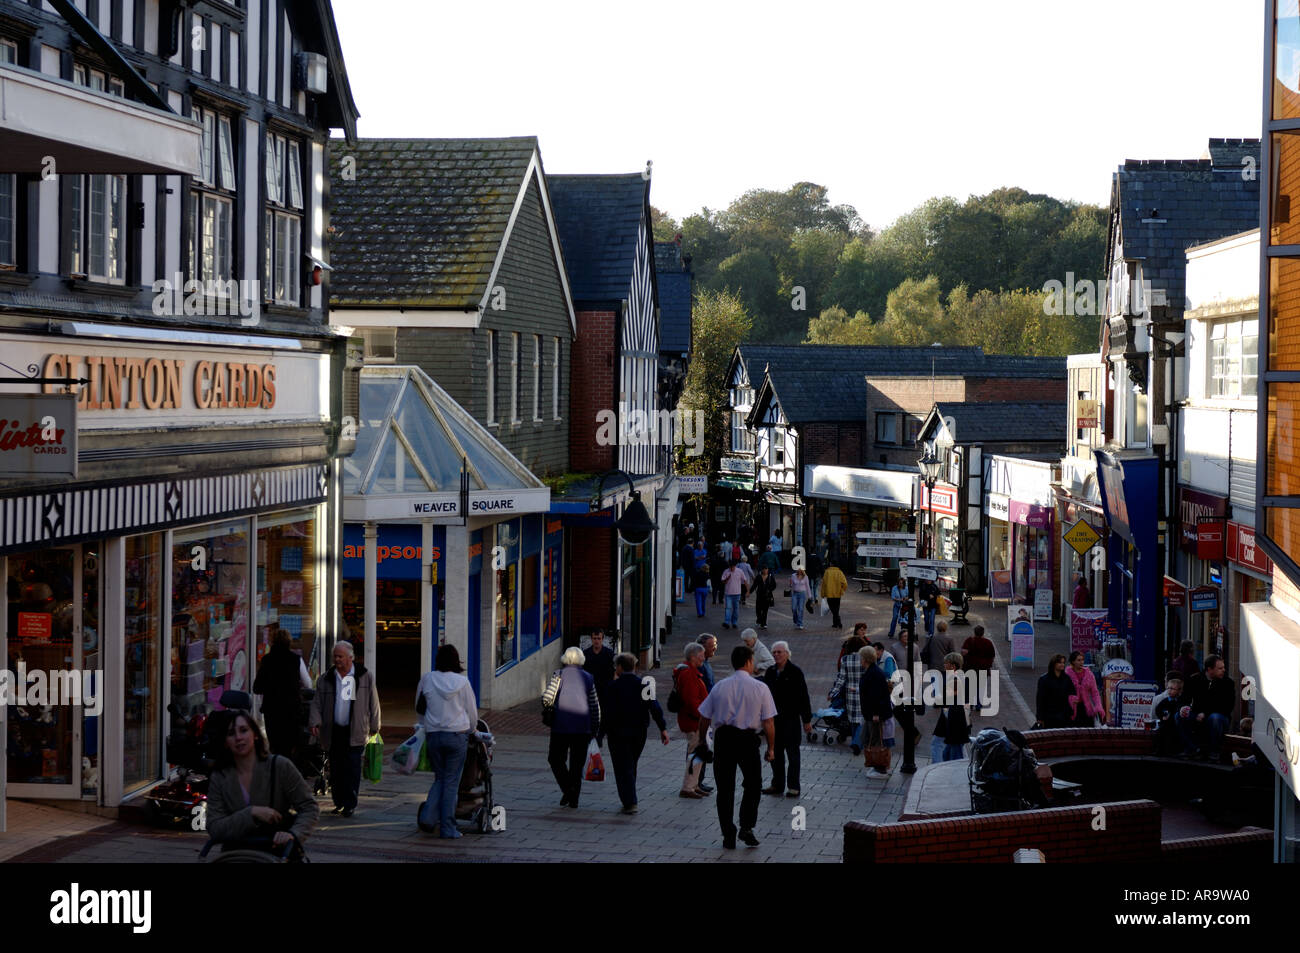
[[343, 366, 544, 497]]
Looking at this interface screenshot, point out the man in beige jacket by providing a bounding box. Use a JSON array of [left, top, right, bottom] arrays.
[[309, 641, 381, 817]]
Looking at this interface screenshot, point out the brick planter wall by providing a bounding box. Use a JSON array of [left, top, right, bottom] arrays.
[[844, 799, 1162, 864], [1161, 828, 1273, 864], [1019, 728, 1253, 761]]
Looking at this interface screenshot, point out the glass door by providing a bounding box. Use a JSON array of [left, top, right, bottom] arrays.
[[6, 547, 85, 797]]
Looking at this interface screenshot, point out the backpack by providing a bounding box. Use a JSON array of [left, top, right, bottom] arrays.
[[666, 670, 683, 714]]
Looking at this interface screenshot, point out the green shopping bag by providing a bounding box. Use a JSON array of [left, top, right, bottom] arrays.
[[416, 739, 432, 772], [362, 733, 384, 783]]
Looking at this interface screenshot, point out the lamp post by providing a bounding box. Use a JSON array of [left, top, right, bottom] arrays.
[[901, 446, 944, 776], [592, 470, 658, 659], [918, 446, 943, 560]]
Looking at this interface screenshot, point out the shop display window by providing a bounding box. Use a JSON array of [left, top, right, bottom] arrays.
[[495, 519, 520, 670], [256, 512, 319, 678], [124, 534, 162, 792], [170, 522, 249, 716]]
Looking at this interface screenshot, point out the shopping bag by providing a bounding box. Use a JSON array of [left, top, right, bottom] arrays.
[[818, 598, 831, 616], [584, 739, 605, 782], [416, 740, 432, 772], [864, 723, 890, 771], [362, 732, 384, 783], [937, 595, 951, 617], [391, 726, 424, 776]]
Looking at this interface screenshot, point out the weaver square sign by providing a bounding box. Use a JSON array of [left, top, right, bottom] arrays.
[[0, 394, 77, 478]]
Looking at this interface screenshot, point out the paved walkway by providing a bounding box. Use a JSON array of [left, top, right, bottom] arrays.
[[3, 586, 1035, 863]]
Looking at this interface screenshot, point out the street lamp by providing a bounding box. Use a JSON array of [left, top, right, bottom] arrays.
[[592, 469, 657, 546], [917, 446, 943, 559]]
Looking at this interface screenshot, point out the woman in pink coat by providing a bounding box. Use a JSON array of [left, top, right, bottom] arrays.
[[1066, 651, 1104, 727]]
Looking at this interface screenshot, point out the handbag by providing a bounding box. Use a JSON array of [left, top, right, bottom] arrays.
[[864, 723, 890, 771], [584, 739, 605, 781], [666, 670, 683, 714]]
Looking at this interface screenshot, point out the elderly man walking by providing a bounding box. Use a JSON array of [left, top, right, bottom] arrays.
[[761, 642, 813, 797], [739, 627, 776, 675], [673, 642, 711, 798], [697, 645, 777, 849], [309, 640, 381, 818]]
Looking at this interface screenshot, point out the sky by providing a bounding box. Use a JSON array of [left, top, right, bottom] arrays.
[[330, 0, 1263, 231]]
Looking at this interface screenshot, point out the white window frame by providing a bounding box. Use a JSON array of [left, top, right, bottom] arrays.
[[361, 328, 397, 364], [510, 332, 521, 424], [876, 412, 898, 445], [0, 38, 17, 65], [770, 427, 786, 467], [67, 67, 126, 284], [532, 334, 542, 421], [0, 173, 15, 269], [1208, 318, 1259, 400], [486, 329, 497, 425], [552, 337, 561, 420], [189, 106, 237, 287], [264, 131, 303, 305]]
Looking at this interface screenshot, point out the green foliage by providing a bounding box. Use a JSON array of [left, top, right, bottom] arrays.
[[650, 205, 680, 243], [666, 182, 1105, 352], [679, 289, 753, 472]]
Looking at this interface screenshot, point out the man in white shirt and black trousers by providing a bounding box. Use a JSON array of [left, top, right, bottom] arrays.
[[697, 644, 777, 849]]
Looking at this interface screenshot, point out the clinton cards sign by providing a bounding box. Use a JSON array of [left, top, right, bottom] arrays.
[[0, 395, 77, 477]]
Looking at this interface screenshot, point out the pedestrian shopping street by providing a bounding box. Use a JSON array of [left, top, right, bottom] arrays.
[[1, 585, 1037, 864]]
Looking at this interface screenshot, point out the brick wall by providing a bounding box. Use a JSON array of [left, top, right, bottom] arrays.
[[803, 422, 865, 467], [570, 309, 618, 472], [567, 525, 615, 631], [865, 377, 965, 467], [967, 377, 1066, 402], [1020, 728, 1252, 760], [1161, 828, 1273, 863], [843, 799, 1162, 863]]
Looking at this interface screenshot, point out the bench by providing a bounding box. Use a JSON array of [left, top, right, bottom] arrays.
[[855, 569, 887, 593]]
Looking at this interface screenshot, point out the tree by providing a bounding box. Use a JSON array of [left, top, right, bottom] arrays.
[[650, 205, 680, 243], [679, 289, 753, 474], [709, 248, 791, 343]]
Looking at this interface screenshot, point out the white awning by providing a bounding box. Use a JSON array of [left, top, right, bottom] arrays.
[[802, 464, 915, 509], [0, 63, 201, 175]]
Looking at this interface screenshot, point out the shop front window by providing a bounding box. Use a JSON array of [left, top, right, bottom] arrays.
[[495, 519, 520, 669], [171, 522, 250, 716], [6, 547, 84, 787], [124, 534, 163, 793], [256, 512, 319, 679]]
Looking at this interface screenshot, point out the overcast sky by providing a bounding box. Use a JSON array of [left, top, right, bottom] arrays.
[[330, 0, 1263, 230]]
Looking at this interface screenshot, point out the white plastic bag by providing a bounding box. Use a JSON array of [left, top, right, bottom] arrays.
[[818, 598, 830, 616], [392, 724, 425, 776]]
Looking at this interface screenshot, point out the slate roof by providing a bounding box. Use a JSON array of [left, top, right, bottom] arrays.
[[735, 345, 1065, 424], [1112, 138, 1260, 316], [547, 174, 649, 303], [656, 241, 692, 354], [327, 138, 538, 309], [928, 402, 1068, 445]]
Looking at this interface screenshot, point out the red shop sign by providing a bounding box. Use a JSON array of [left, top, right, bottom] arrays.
[[1163, 576, 1186, 607], [17, 612, 52, 642], [1227, 521, 1273, 575], [1196, 518, 1226, 561]]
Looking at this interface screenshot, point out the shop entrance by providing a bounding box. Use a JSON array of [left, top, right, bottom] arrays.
[[5, 544, 100, 799]]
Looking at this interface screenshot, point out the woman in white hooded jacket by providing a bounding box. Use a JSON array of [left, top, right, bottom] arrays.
[[416, 644, 478, 838]]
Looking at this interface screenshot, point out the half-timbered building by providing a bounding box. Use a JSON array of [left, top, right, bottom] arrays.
[[0, 0, 357, 825]]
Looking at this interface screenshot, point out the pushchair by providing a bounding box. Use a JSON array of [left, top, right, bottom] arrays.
[[968, 728, 1049, 813], [417, 719, 497, 834], [291, 689, 330, 797], [808, 706, 852, 745]]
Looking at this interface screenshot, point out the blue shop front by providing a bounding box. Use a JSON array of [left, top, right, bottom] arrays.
[[1095, 450, 1159, 681]]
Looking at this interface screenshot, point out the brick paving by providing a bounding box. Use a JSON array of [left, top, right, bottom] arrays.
[[3, 587, 1031, 863]]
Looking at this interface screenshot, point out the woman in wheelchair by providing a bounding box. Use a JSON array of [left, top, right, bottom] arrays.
[[205, 701, 319, 860]]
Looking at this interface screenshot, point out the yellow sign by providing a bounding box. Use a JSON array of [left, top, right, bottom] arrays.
[[1064, 518, 1102, 556]]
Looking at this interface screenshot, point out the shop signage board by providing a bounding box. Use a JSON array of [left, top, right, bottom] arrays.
[[904, 565, 938, 580], [16, 612, 52, 642], [804, 464, 915, 508], [1069, 608, 1110, 656], [1008, 607, 1035, 667], [1227, 521, 1273, 575], [1163, 576, 1186, 607], [1076, 399, 1098, 429], [1063, 518, 1101, 556], [1189, 586, 1220, 612], [919, 483, 959, 517], [0, 332, 327, 429], [986, 492, 1010, 520], [1115, 681, 1160, 729], [1196, 518, 1226, 561], [1009, 500, 1053, 528], [678, 474, 708, 494], [1176, 486, 1228, 555], [0, 394, 77, 478], [1034, 588, 1054, 620], [988, 570, 1013, 602]]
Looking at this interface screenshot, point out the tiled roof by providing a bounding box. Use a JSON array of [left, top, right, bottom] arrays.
[[656, 242, 691, 354], [327, 138, 538, 309], [547, 173, 649, 303], [930, 401, 1067, 444], [1114, 138, 1260, 315], [736, 345, 1065, 423]]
